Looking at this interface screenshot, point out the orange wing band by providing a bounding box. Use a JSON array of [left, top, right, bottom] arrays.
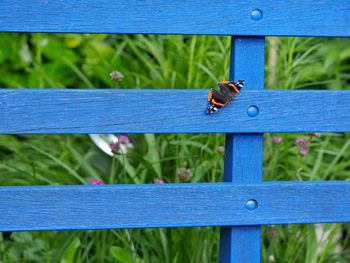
[[208, 88, 226, 107], [229, 83, 239, 93], [207, 89, 213, 101], [211, 99, 225, 107]]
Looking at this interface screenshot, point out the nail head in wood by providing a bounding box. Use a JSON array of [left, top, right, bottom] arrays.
[[247, 105, 259, 117], [251, 9, 263, 21], [245, 199, 258, 210]]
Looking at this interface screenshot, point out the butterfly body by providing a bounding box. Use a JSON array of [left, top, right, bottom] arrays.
[[207, 80, 245, 114]]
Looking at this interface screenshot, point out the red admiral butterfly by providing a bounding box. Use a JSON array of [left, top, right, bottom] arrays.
[[207, 80, 244, 114]]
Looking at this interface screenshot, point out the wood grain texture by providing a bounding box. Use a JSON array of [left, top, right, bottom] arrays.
[[1, 89, 350, 134], [0, 182, 349, 232], [0, 1, 350, 36], [219, 37, 264, 263]]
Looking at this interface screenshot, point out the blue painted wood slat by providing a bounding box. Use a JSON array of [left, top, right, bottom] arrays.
[[1, 89, 350, 134], [219, 37, 264, 263], [1, 1, 350, 37], [0, 182, 349, 232]]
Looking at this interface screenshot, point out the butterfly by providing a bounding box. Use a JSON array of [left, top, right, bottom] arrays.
[[207, 80, 244, 114]]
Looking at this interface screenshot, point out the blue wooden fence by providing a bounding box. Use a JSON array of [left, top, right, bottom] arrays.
[[0, 1, 350, 262]]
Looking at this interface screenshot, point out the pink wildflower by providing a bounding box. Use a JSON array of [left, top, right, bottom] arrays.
[[298, 145, 309, 156], [118, 135, 134, 149], [89, 179, 105, 185], [295, 138, 310, 156], [118, 135, 130, 144], [110, 141, 121, 154], [155, 179, 165, 184], [295, 138, 310, 146], [272, 136, 283, 144]]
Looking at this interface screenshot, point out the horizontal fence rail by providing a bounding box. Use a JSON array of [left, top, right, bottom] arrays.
[[0, 182, 349, 232], [0, 89, 350, 134], [1, 1, 350, 36]]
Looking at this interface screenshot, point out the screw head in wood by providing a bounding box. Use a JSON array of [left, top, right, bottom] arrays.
[[251, 9, 263, 21], [245, 199, 258, 210], [247, 105, 259, 117]]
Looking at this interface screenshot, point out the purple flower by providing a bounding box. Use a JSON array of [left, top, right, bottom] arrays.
[[295, 138, 310, 146], [298, 145, 309, 156], [295, 138, 310, 156], [110, 141, 121, 154], [155, 179, 165, 184], [272, 136, 283, 144], [118, 135, 130, 145], [89, 179, 105, 185], [118, 135, 134, 149]]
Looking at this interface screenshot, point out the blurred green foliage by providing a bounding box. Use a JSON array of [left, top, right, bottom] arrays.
[[0, 33, 350, 262]]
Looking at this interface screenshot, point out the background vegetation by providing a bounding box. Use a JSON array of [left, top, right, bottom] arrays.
[[0, 34, 349, 262]]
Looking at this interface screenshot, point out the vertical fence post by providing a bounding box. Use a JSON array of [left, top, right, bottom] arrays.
[[219, 36, 265, 263]]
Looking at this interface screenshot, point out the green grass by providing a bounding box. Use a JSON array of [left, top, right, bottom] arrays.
[[0, 34, 350, 262]]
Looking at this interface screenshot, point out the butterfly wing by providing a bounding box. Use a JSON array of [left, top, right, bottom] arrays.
[[207, 80, 244, 114], [207, 88, 232, 114]]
